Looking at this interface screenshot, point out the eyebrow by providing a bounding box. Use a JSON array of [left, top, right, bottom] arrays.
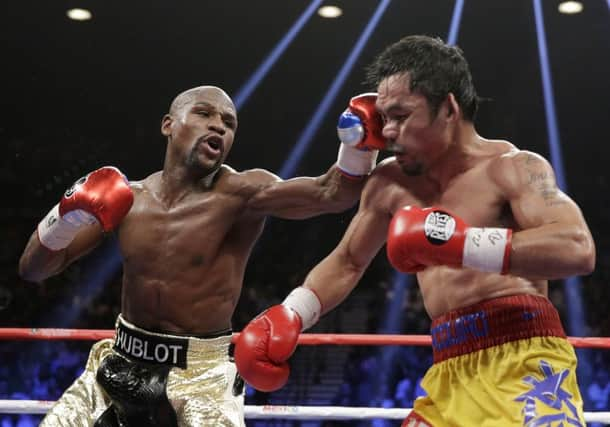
[[378, 102, 411, 114], [192, 102, 237, 121]]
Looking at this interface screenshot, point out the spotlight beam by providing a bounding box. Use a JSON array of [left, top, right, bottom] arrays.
[[447, 0, 465, 46], [532, 0, 585, 338], [279, 0, 393, 179], [532, 0, 592, 390], [233, 0, 324, 111]]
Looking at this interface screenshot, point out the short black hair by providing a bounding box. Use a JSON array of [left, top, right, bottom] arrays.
[[365, 35, 479, 121]]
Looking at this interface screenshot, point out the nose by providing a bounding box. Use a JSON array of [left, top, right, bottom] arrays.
[[208, 114, 226, 135], [382, 120, 398, 142]]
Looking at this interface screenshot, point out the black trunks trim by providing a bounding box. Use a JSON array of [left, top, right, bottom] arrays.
[[114, 319, 188, 369]]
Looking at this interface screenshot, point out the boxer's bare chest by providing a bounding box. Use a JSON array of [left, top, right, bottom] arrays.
[[379, 159, 528, 316], [385, 160, 513, 229], [118, 179, 258, 276]]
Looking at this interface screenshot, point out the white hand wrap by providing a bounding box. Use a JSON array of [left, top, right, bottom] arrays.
[[462, 227, 512, 274], [337, 144, 379, 177], [282, 287, 322, 331], [37, 204, 97, 251]]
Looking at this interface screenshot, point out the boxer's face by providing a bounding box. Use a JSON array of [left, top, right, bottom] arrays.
[[162, 87, 237, 175], [377, 73, 452, 176]]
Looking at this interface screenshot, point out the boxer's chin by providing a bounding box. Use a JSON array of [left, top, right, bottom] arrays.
[[400, 162, 423, 177], [186, 148, 222, 177]]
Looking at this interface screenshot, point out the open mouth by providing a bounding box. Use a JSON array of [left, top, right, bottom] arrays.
[[199, 134, 223, 155], [206, 136, 222, 151]]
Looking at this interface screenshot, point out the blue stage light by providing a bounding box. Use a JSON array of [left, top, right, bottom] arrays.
[[279, 0, 392, 179]]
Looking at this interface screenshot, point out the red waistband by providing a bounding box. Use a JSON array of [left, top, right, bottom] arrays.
[[430, 294, 566, 363]]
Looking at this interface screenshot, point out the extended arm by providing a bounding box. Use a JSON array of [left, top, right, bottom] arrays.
[[245, 166, 363, 219], [234, 174, 392, 391], [301, 203, 390, 315], [246, 94, 385, 219]]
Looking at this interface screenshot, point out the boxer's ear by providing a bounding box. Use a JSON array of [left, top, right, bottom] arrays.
[[446, 93, 460, 118], [161, 114, 173, 137]]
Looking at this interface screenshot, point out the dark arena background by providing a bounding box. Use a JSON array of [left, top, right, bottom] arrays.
[[1, 1, 609, 426]]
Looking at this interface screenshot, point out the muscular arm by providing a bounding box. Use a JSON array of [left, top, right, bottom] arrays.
[[234, 168, 391, 392], [18, 223, 104, 283], [493, 151, 595, 279], [246, 166, 363, 219], [301, 180, 391, 315]]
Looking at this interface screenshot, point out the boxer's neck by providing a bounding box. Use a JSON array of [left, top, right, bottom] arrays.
[[426, 125, 482, 190], [159, 166, 220, 205]]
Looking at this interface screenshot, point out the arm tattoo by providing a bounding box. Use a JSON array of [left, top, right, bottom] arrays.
[[527, 171, 548, 184], [522, 155, 567, 206]]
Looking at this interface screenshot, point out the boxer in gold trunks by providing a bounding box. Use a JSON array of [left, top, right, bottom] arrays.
[[18, 86, 385, 426], [235, 36, 596, 426]]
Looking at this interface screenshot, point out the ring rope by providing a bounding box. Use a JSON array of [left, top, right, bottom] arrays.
[[3, 329, 610, 422], [1, 328, 609, 348], [0, 400, 609, 422]]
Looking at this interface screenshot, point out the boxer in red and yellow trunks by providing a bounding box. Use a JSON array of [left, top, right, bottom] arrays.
[[405, 294, 584, 426], [232, 36, 595, 427]]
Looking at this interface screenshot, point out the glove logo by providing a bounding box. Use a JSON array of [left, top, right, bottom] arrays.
[[46, 214, 57, 228], [64, 175, 88, 198], [424, 211, 456, 245]]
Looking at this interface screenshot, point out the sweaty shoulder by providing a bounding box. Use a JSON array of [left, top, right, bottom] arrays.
[[367, 157, 402, 188], [128, 171, 161, 197], [488, 146, 553, 198], [360, 157, 403, 210], [219, 165, 279, 198]]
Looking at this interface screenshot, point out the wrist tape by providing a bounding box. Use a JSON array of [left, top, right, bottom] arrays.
[[37, 204, 96, 251], [282, 287, 322, 331], [37, 204, 80, 251], [337, 144, 378, 177], [463, 227, 512, 274]]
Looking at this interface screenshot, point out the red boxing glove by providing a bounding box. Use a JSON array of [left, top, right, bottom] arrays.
[[338, 93, 385, 150], [387, 206, 512, 274], [234, 305, 302, 392], [336, 93, 385, 178], [38, 166, 134, 250], [60, 166, 133, 231]]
